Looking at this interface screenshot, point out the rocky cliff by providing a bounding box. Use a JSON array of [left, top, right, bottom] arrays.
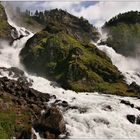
[[0, 3, 12, 40]]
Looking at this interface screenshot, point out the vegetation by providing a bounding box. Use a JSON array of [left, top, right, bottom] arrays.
[[12, 8, 99, 41], [20, 9, 137, 95], [105, 11, 140, 26], [104, 11, 140, 56], [0, 93, 31, 138], [0, 4, 12, 40]]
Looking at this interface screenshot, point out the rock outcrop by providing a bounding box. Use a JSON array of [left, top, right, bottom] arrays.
[[0, 3, 12, 40], [0, 72, 66, 139], [20, 9, 136, 95], [127, 114, 140, 125]]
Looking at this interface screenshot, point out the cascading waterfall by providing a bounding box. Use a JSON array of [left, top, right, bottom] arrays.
[[96, 29, 140, 86], [1, 7, 140, 138]]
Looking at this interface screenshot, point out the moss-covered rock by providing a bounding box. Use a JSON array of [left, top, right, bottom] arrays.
[[21, 30, 130, 95], [20, 9, 140, 96], [0, 3, 12, 40]]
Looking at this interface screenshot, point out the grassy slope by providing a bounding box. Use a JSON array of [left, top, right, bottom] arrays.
[[0, 4, 12, 40], [0, 92, 31, 138]]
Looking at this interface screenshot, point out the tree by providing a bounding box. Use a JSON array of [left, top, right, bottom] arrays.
[[35, 10, 39, 17]]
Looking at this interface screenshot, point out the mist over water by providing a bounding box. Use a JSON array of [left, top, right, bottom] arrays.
[[1, 6, 140, 139], [95, 29, 140, 85]]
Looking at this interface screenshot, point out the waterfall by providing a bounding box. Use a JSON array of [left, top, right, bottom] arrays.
[[0, 6, 140, 139]]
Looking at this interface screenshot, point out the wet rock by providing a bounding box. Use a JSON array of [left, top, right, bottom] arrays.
[[33, 107, 66, 139], [69, 105, 79, 110], [136, 106, 140, 111], [127, 115, 140, 125], [43, 131, 55, 139], [94, 117, 110, 125], [44, 107, 66, 134], [17, 77, 32, 87], [79, 107, 88, 114], [127, 115, 136, 124], [128, 82, 140, 94], [54, 99, 61, 105], [120, 100, 134, 108], [17, 128, 31, 139], [102, 105, 112, 111], [61, 101, 69, 108], [51, 95, 56, 99], [9, 67, 24, 77], [0, 67, 33, 87], [136, 116, 140, 124]]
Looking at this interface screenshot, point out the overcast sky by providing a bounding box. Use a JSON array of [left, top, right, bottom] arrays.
[[6, 1, 140, 27]]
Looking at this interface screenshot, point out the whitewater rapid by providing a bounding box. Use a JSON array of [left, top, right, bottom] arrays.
[[0, 9, 140, 139]]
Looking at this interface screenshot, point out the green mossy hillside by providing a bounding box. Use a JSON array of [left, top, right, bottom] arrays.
[[20, 29, 135, 96], [0, 4, 12, 40], [103, 11, 140, 57]]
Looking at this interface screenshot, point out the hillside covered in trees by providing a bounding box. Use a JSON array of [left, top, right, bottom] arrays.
[[103, 11, 140, 57]]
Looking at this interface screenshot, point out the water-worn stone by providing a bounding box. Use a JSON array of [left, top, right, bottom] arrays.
[[120, 100, 134, 108], [127, 115, 136, 124], [33, 106, 66, 139]]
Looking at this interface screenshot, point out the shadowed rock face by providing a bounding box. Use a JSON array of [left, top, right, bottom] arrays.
[[33, 107, 66, 138]]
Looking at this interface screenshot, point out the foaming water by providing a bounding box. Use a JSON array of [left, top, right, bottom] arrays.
[[28, 74, 140, 138], [0, 35, 33, 69], [0, 8, 140, 138], [96, 29, 140, 85], [97, 44, 140, 85]]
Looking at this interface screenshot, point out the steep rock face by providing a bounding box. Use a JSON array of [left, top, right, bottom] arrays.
[[0, 3, 12, 40], [103, 11, 140, 57], [20, 10, 137, 95]]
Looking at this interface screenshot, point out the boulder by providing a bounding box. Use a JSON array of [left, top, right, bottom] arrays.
[[33, 106, 66, 138], [9, 67, 24, 77], [127, 115, 136, 124], [136, 116, 140, 125], [120, 100, 134, 108], [129, 82, 140, 94]]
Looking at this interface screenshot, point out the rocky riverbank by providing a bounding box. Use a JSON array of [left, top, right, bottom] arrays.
[[0, 67, 67, 139]]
